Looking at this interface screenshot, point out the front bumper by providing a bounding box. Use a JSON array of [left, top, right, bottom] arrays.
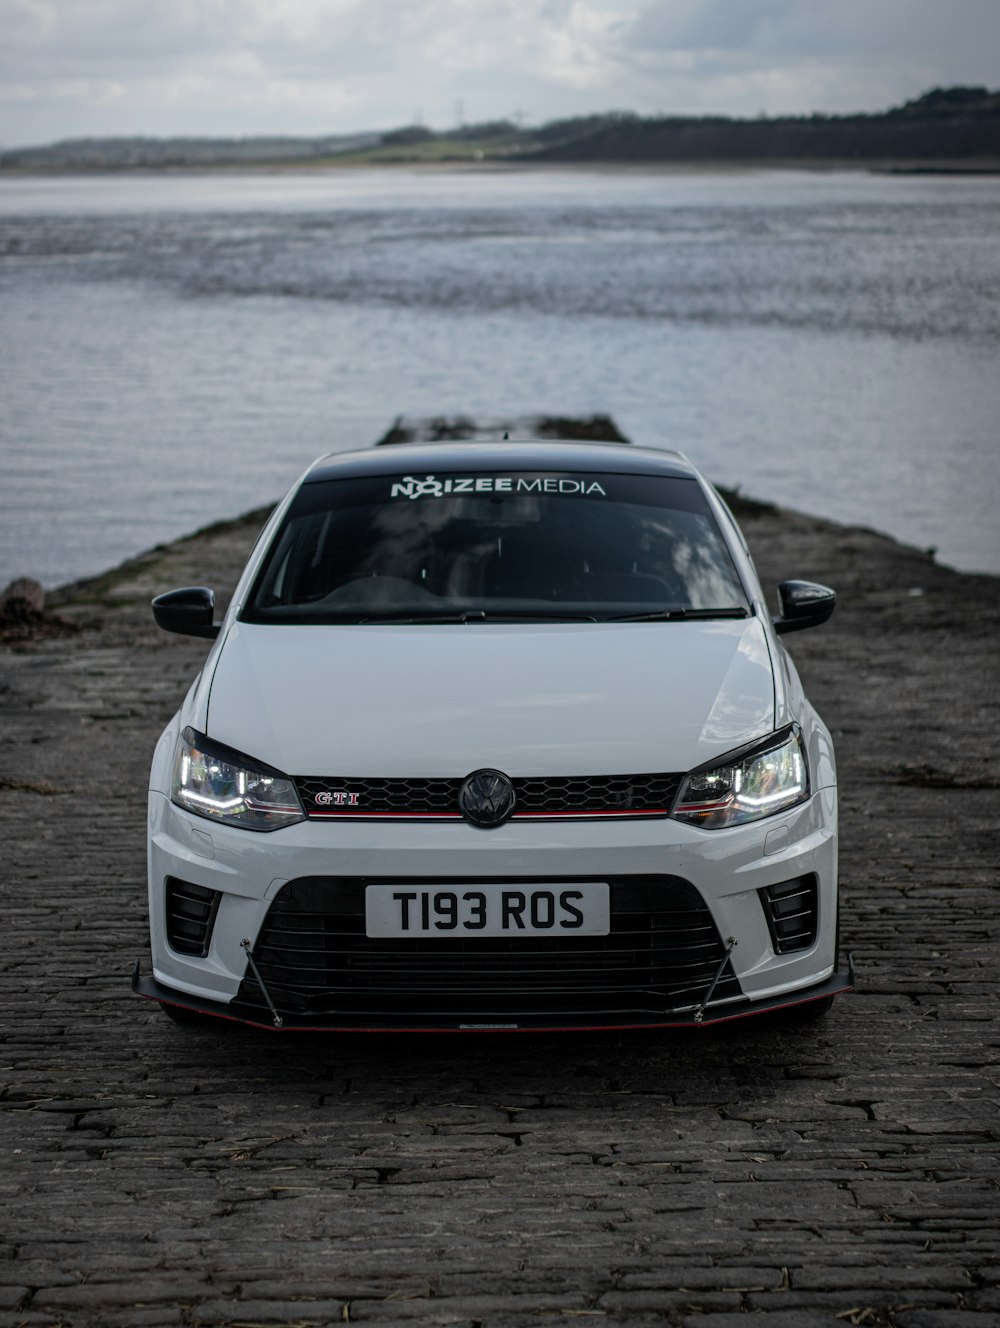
[[133, 955, 854, 1032], [141, 785, 843, 1030]]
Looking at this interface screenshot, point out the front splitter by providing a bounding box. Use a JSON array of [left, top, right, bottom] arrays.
[[132, 956, 855, 1033]]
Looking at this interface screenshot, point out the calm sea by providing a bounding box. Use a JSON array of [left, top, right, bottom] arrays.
[[1, 167, 998, 587]]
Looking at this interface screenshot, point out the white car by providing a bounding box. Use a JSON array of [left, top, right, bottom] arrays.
[[134, 440, 852, 1031]]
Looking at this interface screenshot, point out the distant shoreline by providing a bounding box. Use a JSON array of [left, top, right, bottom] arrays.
[[3, 158, 1000, 178], [4, 87, 998, 174]]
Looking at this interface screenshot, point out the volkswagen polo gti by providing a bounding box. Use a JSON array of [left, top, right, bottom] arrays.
[[134, 440, 851, 1031]]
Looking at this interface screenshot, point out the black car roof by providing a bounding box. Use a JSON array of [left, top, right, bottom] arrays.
[[303, 440, 697, 484]]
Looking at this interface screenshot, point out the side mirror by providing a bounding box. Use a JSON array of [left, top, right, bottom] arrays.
[[773, 580, 836, 636], [152, 587, 221, 639]]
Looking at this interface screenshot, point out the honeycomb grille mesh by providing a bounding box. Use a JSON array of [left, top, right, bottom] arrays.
[[295, 772, 683, 819]]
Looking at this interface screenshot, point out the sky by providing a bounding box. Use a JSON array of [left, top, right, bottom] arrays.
[[2, 0, 1000, 148]]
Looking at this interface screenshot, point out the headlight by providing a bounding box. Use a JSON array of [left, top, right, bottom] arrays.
[[672, 726, 809, 829], [171, 728, 305, 832]]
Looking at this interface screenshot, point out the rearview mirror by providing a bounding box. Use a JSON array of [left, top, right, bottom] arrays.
[[773, 580, 836, 635], [152, 587, 220, 639]]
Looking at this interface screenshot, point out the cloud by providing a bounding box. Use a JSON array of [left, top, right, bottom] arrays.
[[0, 0, 998, 145], [620, 0, 1000, 113], [627, 0, 1000, 61], [0, 0, 637, 140]]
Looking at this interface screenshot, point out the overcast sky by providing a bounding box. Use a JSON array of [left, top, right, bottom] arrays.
[[3, 0, 1000, 148]]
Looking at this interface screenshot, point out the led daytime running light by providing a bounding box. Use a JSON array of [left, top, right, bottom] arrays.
[[171, 729, 305, 832], [672, 728, 808, 829]]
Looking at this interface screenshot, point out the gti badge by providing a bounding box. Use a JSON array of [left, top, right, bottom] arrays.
[[458, 769, 516, 828], [315, 790, 360, 807]]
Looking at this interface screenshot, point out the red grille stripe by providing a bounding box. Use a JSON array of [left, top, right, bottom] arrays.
[[307, 808, 671, 820]]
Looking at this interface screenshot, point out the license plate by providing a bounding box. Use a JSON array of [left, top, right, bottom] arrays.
[[365, 883, 610, 938]]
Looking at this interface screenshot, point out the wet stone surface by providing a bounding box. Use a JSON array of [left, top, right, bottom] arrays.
[[1, 485, 998, 1327]]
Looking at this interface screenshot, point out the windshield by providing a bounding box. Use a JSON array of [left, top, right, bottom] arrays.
[[241, 470, 750, 624]]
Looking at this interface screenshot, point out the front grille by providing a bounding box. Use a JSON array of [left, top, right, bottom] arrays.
[[295, 773, 683, 820], [165, 877, 220, 957], [760, 875, 819, 953], [235, 876, 743, 1019]]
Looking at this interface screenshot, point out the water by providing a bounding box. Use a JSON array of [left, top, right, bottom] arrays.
[[1, 168, 998, 588]]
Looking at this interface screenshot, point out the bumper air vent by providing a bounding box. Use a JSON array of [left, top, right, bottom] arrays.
[[760, 875, 819, 954], [165, 877, 221, 958]]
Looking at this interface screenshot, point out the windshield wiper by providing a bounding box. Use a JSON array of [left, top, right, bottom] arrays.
[[357, 610, 599, 624], [609, 607, 750, 623]]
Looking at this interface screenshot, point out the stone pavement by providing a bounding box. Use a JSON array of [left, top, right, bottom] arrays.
[[1, 486, 998, 1327]]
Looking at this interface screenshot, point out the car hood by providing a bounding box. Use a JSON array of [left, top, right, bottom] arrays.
[[205, 619, 776, 777]]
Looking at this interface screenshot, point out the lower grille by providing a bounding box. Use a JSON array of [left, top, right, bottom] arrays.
[[165, 877, 220, 957], [235, 876, 743, 1019], [760, 875, 819, 953]]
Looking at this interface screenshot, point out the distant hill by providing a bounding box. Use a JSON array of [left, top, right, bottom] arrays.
[[2, 87, 998, 171], [0, 132, 378, 171], [528, 87, 1000, 166]]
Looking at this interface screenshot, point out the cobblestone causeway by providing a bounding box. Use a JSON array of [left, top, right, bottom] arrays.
[[1, 492, 998, 1327]]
